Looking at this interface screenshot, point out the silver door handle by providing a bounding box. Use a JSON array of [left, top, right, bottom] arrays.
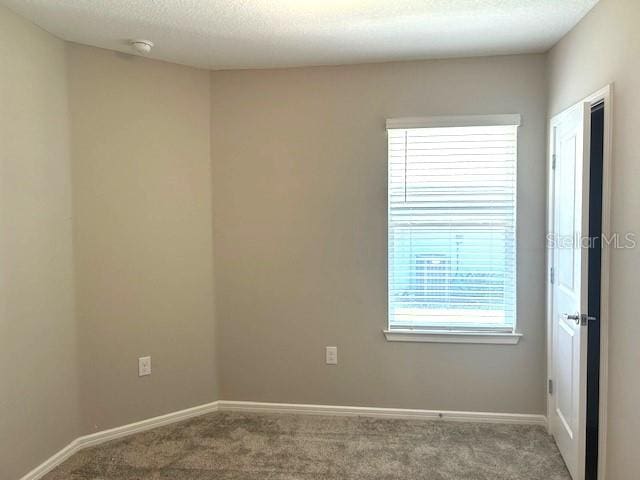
[[563, 313, 581, 325], [563, 313, 597, 326]]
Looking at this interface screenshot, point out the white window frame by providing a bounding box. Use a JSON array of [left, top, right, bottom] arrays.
[[384, 114, 522, 345]]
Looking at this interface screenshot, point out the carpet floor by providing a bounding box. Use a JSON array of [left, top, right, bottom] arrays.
[[42, 411, 571, 480]]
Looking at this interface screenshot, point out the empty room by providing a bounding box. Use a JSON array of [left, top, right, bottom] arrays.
[[1, 0, 638, 479]]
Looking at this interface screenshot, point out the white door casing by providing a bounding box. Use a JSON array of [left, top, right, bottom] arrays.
[[549, 102, 590, 480]]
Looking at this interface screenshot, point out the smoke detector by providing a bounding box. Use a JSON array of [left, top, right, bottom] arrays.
[[130, 39, 154, 55]]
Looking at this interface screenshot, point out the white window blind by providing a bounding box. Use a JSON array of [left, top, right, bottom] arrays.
[[387, 118, 518, 333]]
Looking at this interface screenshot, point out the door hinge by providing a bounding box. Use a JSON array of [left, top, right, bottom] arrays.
[[552, 154, 557, 170], [550, 267, 555, 284], [548, 379, 553, 395]]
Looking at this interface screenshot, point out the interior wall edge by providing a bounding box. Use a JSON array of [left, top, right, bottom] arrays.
[[0, 5, 81, 480]]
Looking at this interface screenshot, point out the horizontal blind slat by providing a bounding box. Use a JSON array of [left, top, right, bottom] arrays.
[[388, 124, 517, 331]]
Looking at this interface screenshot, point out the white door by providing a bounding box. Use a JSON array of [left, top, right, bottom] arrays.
[[549, 102, 591, 480]]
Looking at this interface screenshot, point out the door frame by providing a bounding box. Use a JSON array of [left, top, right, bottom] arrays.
[[546, 83, 613, 480]]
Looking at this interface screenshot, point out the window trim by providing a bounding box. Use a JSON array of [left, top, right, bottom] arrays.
[[383, 329, 522, 344], [385, 114, 522, 342], [386, 114, 521, 129]]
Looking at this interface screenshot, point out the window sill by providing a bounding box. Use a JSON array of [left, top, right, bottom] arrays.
[[383, 329, 522, 345]]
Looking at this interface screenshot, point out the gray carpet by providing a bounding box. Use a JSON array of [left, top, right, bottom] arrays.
[[42, 411, 570, 480]]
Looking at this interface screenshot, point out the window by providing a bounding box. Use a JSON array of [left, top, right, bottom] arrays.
[[385, 115, 520, 343]]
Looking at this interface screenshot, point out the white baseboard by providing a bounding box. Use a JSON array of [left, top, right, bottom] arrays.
[[17, 439, 83, 480], [217, 400, 548, 426], [18, 401, 220, 480], [19, 399, 545, 480], [77, 401, 219, 450]]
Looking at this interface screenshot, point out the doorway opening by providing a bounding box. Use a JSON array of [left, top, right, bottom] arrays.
[[585, 101, 604, 480], [547, 85, 612, 480]]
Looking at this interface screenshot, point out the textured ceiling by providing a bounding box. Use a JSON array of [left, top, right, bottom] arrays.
[[2, 0, 598, 70]]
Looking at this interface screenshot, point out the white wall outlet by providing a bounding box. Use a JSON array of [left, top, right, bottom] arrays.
[[325, 346, 338, 365], [138, 356, 151, 376]]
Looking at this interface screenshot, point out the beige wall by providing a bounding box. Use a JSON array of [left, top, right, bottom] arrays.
[[210, 54, 549, 414], [548, 0, 640, 477], [0, 7, 80, 479], [67, 44, 218, 433], [13, 2, 637, 475]]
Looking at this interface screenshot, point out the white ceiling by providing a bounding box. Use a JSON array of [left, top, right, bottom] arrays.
[[2, 0, 598, 70]]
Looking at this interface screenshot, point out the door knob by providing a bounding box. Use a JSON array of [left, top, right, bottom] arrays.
[[563, 313, 597, 326], [563, 313, 581, 325], [580, 314, 597, 326]]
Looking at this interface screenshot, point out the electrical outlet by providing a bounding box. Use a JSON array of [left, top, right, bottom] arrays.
[[138, 356, 151, 376], [325, 346, 338, 365]]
